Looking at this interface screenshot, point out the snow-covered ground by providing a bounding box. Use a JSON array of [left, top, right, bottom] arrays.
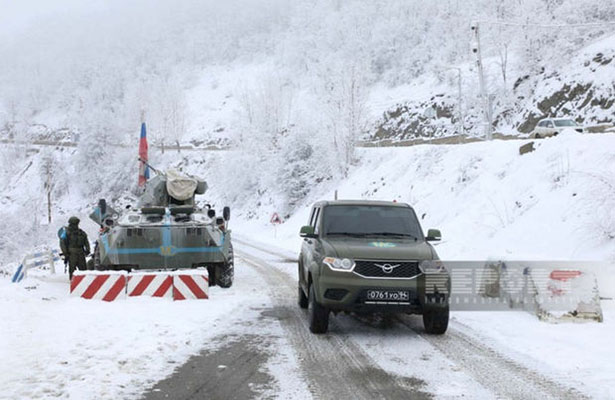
[[2, 2, 615, 399], [233, 233, 615, 399], [0, 261, 310, 400], [453, 310, 615, 399], [3, 132, 615, 399], [232, 237, 615, 399], [241, 131, 615, 286], [235, 131, 615, 398]]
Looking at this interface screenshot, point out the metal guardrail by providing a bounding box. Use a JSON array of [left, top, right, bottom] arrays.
[[0, 139, 229, 151], [357, 133, 520, 148], [4, 123, 612, 152], [11, 249, 61, 283], [358, 125, 615, 148]]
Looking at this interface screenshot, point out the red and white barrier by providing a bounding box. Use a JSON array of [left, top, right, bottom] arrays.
[[70, 271, 127, 301], [173, 272, 209, 300], [547, 270, 583, 296], [70, 270, 209, 301], [127, 273, 173, 298], [530, 267, 603, 322]]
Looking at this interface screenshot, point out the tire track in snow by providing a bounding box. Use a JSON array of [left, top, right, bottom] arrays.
[[236, 249, 432, 400], [238, 239, 590, 400], [396, 315, 589, 400], [234, 237, 298, 262]]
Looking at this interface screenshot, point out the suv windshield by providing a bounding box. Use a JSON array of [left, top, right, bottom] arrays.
[[554, 119, 577, 127], [323, 205, 423, 239]]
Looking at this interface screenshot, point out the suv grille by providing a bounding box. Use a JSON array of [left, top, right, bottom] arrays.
[[353, 260, 420, 278]]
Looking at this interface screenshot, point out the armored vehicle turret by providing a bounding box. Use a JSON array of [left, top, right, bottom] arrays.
[[89, 169, 234, 288]]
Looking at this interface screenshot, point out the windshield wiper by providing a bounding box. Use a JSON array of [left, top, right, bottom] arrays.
[[326, 232, 368, 237], [363, 232, 419, 240]]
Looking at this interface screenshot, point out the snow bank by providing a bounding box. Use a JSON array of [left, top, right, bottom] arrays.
[[239, 133, 615, 296]]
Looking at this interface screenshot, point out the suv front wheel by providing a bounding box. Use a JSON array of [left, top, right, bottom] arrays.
[[423, 307, 449, 334], [298, 285, 308, 309], [308, 283, 329, 334]]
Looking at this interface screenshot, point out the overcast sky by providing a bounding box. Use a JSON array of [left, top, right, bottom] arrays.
[[0, 0, 110, 38]]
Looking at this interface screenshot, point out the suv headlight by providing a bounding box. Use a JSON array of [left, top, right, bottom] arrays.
[[323, 257, 355, 272], [419, 260, 448, 274]]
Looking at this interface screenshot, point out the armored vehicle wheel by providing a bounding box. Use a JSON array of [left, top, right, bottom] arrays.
[[423, 307, 449, 335], [298, 285, 308, 309], [216, 243, 234, 288], [308, 284, 329, 334], [216, 263, 234, 288]]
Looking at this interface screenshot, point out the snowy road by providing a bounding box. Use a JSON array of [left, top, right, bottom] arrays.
[[1, 237, 605, 399], [140, 239, 589, 400], [235, 249, 432, 400]]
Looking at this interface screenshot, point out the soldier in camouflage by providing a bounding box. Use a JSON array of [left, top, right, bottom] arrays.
[[60, 216, 90, 279]]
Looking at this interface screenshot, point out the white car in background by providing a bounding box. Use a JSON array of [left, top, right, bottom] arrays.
[[532, 118, 584, 138]]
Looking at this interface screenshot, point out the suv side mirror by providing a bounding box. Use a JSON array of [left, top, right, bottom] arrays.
[[300, 225, 317, 238], [426, 229, 441, 241]]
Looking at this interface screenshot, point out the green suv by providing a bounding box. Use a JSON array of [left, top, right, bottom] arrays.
[[298, 200, 450, 334]]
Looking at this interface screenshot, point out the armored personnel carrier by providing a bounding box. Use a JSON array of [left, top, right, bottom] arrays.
[[89, 169, 234, 288]]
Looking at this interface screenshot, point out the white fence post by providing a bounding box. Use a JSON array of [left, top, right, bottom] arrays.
[[48, 250, 56, 274]]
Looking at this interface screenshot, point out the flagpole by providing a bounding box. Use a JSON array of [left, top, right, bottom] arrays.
[[138, 112, 149, 190]]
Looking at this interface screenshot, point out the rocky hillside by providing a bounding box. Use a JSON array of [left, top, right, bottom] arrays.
[[366, 34, 615, 143]]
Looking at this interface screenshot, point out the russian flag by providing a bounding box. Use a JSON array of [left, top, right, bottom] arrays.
[[138, 122, 149, 187]]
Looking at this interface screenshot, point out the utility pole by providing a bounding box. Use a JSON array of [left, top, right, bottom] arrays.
[[471, 22, 492, 140]]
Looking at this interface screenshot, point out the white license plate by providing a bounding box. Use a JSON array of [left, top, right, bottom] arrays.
[[366, 290, 410, 302]]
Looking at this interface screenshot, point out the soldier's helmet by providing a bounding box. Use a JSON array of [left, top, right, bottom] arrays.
[[68, 216, 80, 225]]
